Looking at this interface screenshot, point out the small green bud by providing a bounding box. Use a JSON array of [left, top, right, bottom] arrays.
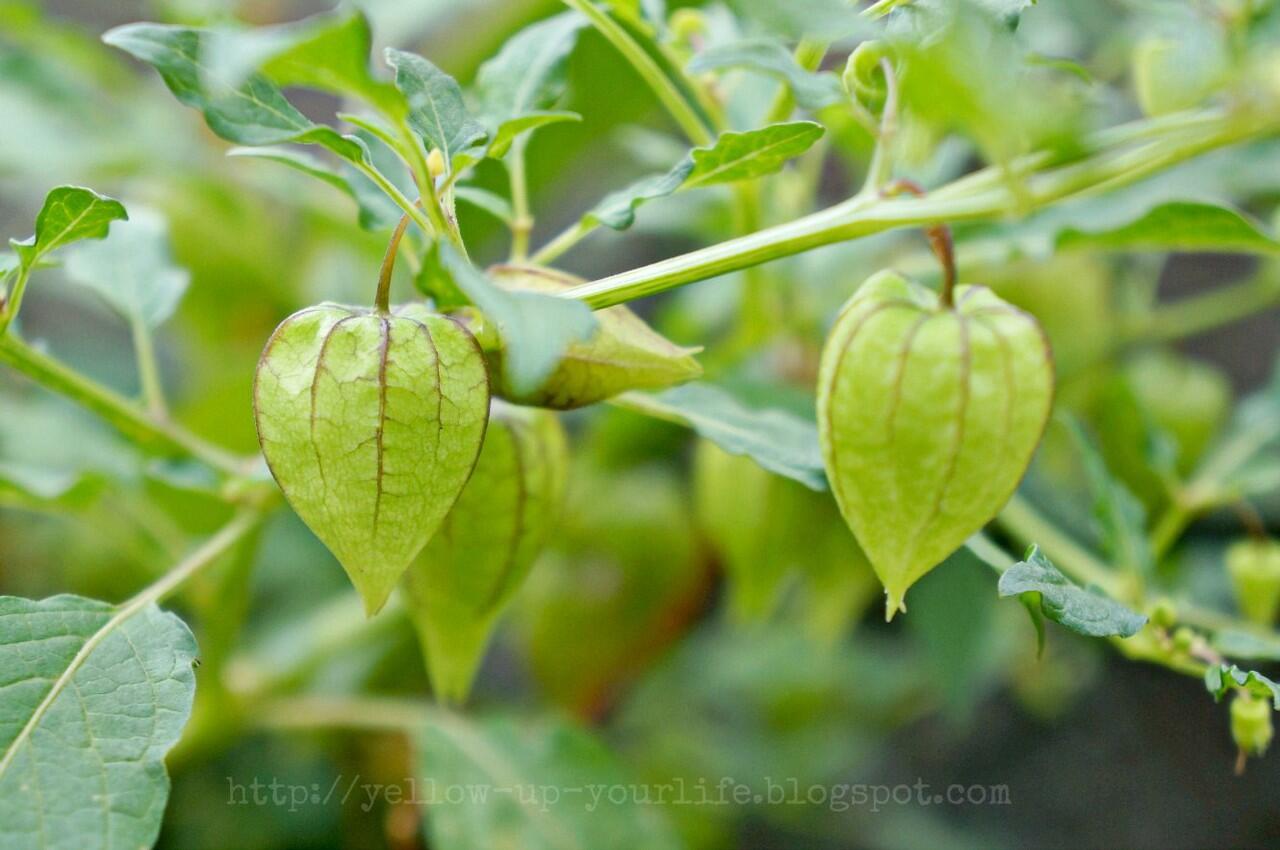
[[1231, 692, 1274, 757], [1172, 626, 1196, 652], [843, 41, 892, 113], [254, 302, 490, 614], [1148, 596, 1177, 630], [669, 8, 707, 43], [486, 265, 702, 409], [1226, 539, 1280, 626], [817, 271, 1054, 618]]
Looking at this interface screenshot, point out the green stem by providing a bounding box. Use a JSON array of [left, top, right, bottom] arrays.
[[0, 264, 32, 335], [859, 59, 900, 197], [350, 158, 435, 239], [1126, 271, 1280, 344], [509, 138, 534, 262], [532, 220, 592, 266], [375, 213, 412, 314], [253, 695, 427, 734], [0, 333, 246, 476], [559, 110, 1274, 309], [130, 318, 167, 418], [561, 0, 714, 146]]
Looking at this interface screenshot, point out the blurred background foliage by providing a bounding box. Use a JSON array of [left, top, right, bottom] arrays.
[[3, 0, 1280, 848]]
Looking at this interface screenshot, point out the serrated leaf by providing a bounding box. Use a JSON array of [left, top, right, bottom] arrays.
[[436, 245, 597, 396], [997, 546, 1147, 638], [684, 122, 825, 188], [583, 160, 694, 230], [62, 206, 190, 329], [1057, 201, 1280, 254], [10, 186, 127, 268], [103, 23, 366, 162], [687, 39, 845, 110], [418, 711, 682, 850], [385, 48, 486, 164], [1065, 417, 1153, 578], [1205, 664, 1280, 709], [475, 12, 586, 154], [615, 382, 827, 490], [0, 595, 198, 850]]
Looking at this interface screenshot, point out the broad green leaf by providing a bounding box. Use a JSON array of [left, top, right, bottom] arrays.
[[582, 160, 694, 230], [102, 23, 366, 162], [436, 244, 597, 397], [0, 595, 198, 850], [203, 9, 404, 117], [684, 122, 825, 188], [418, 711, 682, 850], [475, 12, 586, 154], [1205, 664, 1280, 709], [385, 48, 486, 164], [1056, 201, 1280, 254], [63, 207, 190, 329], [1065, 418, 1153, 578], [614, 382, 827, 490], [687, 39, 845, 110], [997, 546, 1147, 639], [10, 186, 127, 268], [454, 186, 515, 224]]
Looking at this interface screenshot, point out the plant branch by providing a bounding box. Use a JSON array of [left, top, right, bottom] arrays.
[[558, 109, 1275, 309], [561, 0, 714, 146], [131, 318, 167, 418], [0, 332, 247, 476], [253, 695, 427, 734], [509, 138, 534, 262]]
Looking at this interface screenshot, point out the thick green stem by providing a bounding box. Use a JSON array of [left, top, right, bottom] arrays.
[[375, 213, 413, 313], [1127, 271, 1280, 344], [559, 110, 1275, 309], [0, 265, 32, 335], [562, 0, 714, 146], [0, 333, 246, 476]]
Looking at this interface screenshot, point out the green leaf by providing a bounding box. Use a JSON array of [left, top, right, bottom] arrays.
[[102, 23, 365, 161], [1056, 201, 1280, 254], [453, 186, 515, 225], [486, 110, 581, 159], [0, 595, 198, 850], [227, 145, 399, 230], [1211, 629, 1280, 662], [63, 207, 190, 328], [10, 186, 127, 268], [475, 12, 586, 154], [436, 245, 597, 396], [582, 161, 694, 230], [725, 0, 873, 39], [614, 382, 827, 491], [418, 711, 682, 850], [683, 122, 825, 188], [1065, 418, 1154, 578], [0, 462, 97, 508], [203, 9, 404, 117], [687, 39, 845, 110], [385, 48, 486, 164], [997, 546, 1147, 638], [1205, 664, 1280, 709]]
